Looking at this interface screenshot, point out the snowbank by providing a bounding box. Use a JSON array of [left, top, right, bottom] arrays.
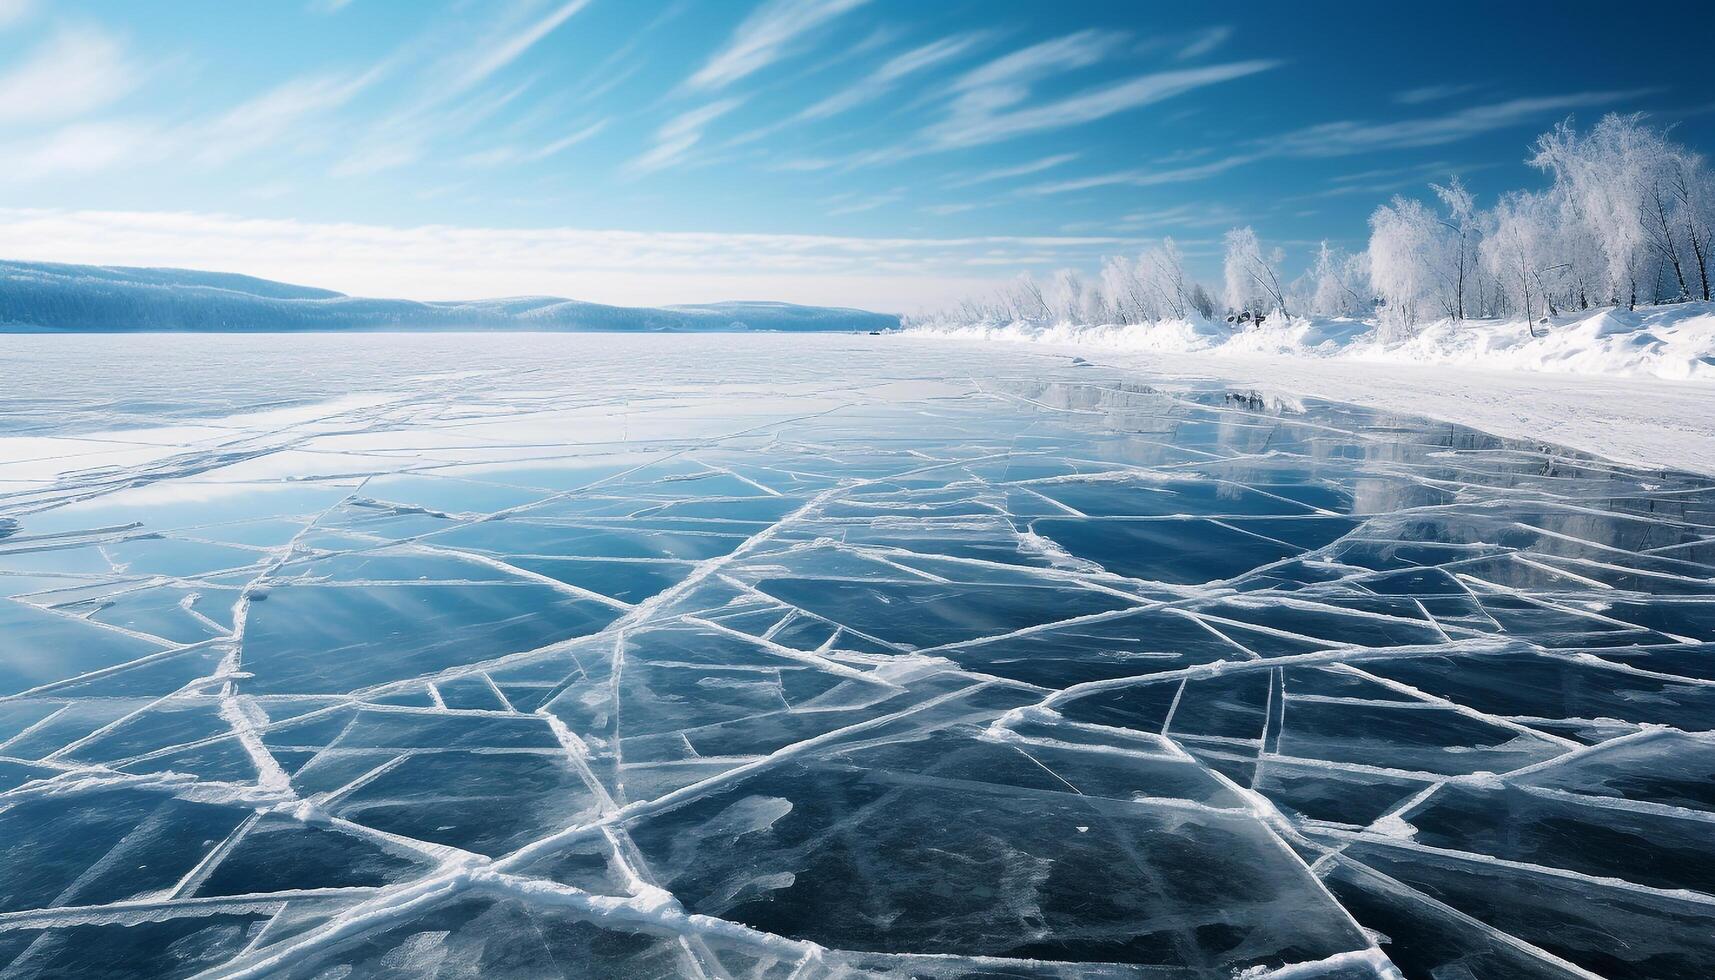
[[906, 302, 1715, 382]]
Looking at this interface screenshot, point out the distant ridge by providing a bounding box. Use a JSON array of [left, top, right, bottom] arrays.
[[0, 259, 900, 333]]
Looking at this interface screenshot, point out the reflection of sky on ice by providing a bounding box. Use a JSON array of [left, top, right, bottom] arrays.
[[2, 334, 1714, 978]]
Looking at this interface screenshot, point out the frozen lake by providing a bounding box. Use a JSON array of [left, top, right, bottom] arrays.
[[2, 333, 1714, 978]]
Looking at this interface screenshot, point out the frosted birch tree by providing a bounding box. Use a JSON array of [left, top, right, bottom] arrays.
[[1221, 227, 1288, 318]]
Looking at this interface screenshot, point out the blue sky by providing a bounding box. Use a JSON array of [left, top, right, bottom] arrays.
[[0, 0, 1710, 310]]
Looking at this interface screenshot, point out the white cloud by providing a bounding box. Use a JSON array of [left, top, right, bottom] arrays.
[[1021, 153, 1254, 195], [0, 207, 1146, 311], [767, 156, 841, 172], [947, 152, 1078, 187], [448, 0, 591, 95], [928, 59, 1277, 149], [1115, 202, 1243, 230], [330, 78, 532, 177], [824, 191, 903, 215], [0, 0, 33, 28], [0, 26, 137, 124], [3, 121, 161, 178], [460, 119, 607, 167], [686, 0, 868, 92], [1392, 83, 1479, 105], [790, 34, 1267, 171], [1020, 90, 1648, 196], [628, 99, 742, 174], [1175, 26, 1231, 61], [197, 67, 385, 164], [949, 29, 1120, 99], [794, 32, 983, 122], [1269, 90, 1652, 157], [330, 141, 424, 178]]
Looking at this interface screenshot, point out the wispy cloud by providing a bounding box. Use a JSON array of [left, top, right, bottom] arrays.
[[321, 0, 591, 177], [794, 32, 985, 122], [331, 79, 534, 177], [946, 152, 1078, 187], [1023, 89, 1651, 196], [1294, 160, 1495, 199], [948, 29, 1120, 107], [461, 119, 607, 167], [767, 156, 841, 172], [1269, 90, 1653, 156], [1175, 26, 1231, 61], [686, 0, 869, 93], [629, 99, 743, 174], [1021, 152, 1254, 195], [928, 59, 1277, 149], [780, 31, 1262, 172], [824, 190, 903, 215], [0, 25, 138, 124], [196, 67, 386, 164], [721, 30, 985, 150], [445, 0, 592, 97], [1115, 201, 1243, 229], [1392, 82, 1480, 105], [0, 0, 34, 28], [3, 121, 161, 178]]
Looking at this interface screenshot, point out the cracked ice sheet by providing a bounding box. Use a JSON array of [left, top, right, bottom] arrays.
[[2, 335, 1715, 978]]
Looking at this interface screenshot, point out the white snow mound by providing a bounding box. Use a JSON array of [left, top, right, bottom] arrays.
[[907, 302, 1715, 382]]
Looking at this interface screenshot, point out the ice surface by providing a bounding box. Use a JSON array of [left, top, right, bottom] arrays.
[[3, 333, 1715, 978]]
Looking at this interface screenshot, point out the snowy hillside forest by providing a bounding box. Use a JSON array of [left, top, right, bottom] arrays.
[[0, 261, 900, 333], [917, 114, 1713, 342]]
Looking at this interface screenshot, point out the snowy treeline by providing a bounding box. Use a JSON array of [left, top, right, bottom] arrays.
[[918, 114, 1714, 339], [940, 239, 1219, 326]]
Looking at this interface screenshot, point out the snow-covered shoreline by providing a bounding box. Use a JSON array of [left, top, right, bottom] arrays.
[[886, 329, 1715, 479], [905, 302, 1715, 383]]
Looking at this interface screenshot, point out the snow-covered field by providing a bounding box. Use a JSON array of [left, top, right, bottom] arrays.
[[907, 302, 1715, 382]]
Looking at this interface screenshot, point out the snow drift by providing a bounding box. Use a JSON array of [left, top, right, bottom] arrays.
[[906, 302, 1715, 382]]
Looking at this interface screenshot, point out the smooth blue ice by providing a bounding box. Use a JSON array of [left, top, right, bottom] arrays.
[[1, 333, 1713, 979]]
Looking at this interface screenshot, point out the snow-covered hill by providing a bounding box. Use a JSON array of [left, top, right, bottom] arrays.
[[0, 260, 900, 333], [907, 302, 1715, 381]]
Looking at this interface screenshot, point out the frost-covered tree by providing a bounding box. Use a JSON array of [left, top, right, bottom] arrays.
[[1078, 273, 1114, 324], [1002, 273, 1049, 322], [1367, 197, 1452, 335], [1222, 227, 1288, 317], [1046, 269, 1085, 323], [1664, 148, 1713, 301], [1295, 241, 1368, 316], [925, 238, 1224, 329], [1139, 238, 1192, 320], [1188, 282, 1217, 320], [1481, 190, 1556, 330], [1100, 255, 1148, 324], [1528, 113, 1683, 309], [1431, 177, 1482, 319], [1365, 176, 1495, 331], [922, 115, 1715, 333]]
